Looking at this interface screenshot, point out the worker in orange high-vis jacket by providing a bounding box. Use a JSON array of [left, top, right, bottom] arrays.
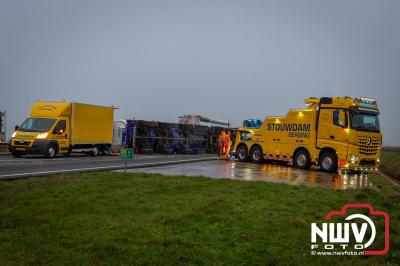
[[224, 131, 231, 160], [218, 131, 226, 157]]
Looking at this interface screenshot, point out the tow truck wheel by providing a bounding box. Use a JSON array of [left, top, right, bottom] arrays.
[[319, 152, 338, 173], [45, 144, 57, 159], [293, 150, 311, 169], [250, 146, 264, 163], [236, 145, 249, 162]]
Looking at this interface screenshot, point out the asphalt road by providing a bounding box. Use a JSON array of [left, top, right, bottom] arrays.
[[0, 153, 217, 180], [1, 153, 393, 190]]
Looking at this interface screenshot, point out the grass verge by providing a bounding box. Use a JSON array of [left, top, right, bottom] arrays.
[[381, 150, 400, 181], [0, 172, 399, 265]]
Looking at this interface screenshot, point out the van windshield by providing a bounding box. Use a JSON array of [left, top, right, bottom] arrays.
[[349, 110, 380, 133], [19, 118, 56, 132]]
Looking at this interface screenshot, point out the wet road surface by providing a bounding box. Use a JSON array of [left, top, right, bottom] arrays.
[[0, 154, 375, 189], [0, 154, 216, 180], [124, 160, 374, 189]]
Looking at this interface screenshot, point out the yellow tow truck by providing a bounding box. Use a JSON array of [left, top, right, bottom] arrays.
[[9, 101, 114, 158], [232, 97, 382, 172]]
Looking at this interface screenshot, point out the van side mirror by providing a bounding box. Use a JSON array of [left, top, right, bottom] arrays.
[[53, 129, 64, 135]]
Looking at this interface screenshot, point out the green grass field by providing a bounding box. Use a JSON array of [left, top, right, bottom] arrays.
[[0, 171, 399, 265], [381, 150, 400, 181]]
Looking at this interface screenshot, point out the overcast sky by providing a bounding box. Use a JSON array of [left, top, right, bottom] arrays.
[[1, 0, 399, 145]]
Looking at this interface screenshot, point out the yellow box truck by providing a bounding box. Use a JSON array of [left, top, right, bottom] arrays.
[[232, 97, 382, 172], [9, 101, 114, 158]]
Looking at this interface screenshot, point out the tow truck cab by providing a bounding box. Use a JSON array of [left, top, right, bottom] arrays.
[[232, 97, 382, 172]]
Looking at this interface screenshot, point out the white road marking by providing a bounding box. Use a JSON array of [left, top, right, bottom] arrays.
[[378, 171, 400, 187], [0, 157, 218, 180], [0, 155, 175, 164]]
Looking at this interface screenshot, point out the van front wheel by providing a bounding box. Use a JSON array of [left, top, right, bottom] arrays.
[[45, 144, 57, 159]]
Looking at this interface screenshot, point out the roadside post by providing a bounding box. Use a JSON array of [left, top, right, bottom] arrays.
[[120, 147, 134, 173]]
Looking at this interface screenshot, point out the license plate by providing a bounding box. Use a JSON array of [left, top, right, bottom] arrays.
[[16, 148, 25, 151]]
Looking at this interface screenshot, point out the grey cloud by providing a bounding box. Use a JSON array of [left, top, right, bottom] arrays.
[[0, 0, 399, 145]]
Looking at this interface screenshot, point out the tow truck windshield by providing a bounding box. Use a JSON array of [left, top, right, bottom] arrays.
[[19, 118, 56, 132], [349, 110, 380, 133]]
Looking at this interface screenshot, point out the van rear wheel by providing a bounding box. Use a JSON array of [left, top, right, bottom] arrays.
[[89, 146, 99, 157], [45, 144, 57, 159], [293, 150, 311, 169]]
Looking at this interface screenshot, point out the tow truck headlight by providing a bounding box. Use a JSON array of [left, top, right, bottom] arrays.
[[37, 132, 48, 139], [11, 132, 17, 138], [350, 155, 359, 164]]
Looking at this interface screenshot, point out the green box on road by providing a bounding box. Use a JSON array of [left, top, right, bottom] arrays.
[[120, 148, 134, 159]]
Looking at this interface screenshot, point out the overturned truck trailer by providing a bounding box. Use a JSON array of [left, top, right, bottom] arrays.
[[122, 115, 229, 154], [178, 114, 231, 154]]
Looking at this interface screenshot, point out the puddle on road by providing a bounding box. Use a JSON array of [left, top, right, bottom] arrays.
[[122, 160, 374, 189]]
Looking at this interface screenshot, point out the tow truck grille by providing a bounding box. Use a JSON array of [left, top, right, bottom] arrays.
[[360, 159, 376, 166], [358, 137, 380, 157]]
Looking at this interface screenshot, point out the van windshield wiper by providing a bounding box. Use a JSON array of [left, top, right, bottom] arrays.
[[20, 129, 41, 132]]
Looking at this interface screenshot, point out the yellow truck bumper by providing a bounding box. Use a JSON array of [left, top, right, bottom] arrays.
[[9, 139, 48, 155]]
